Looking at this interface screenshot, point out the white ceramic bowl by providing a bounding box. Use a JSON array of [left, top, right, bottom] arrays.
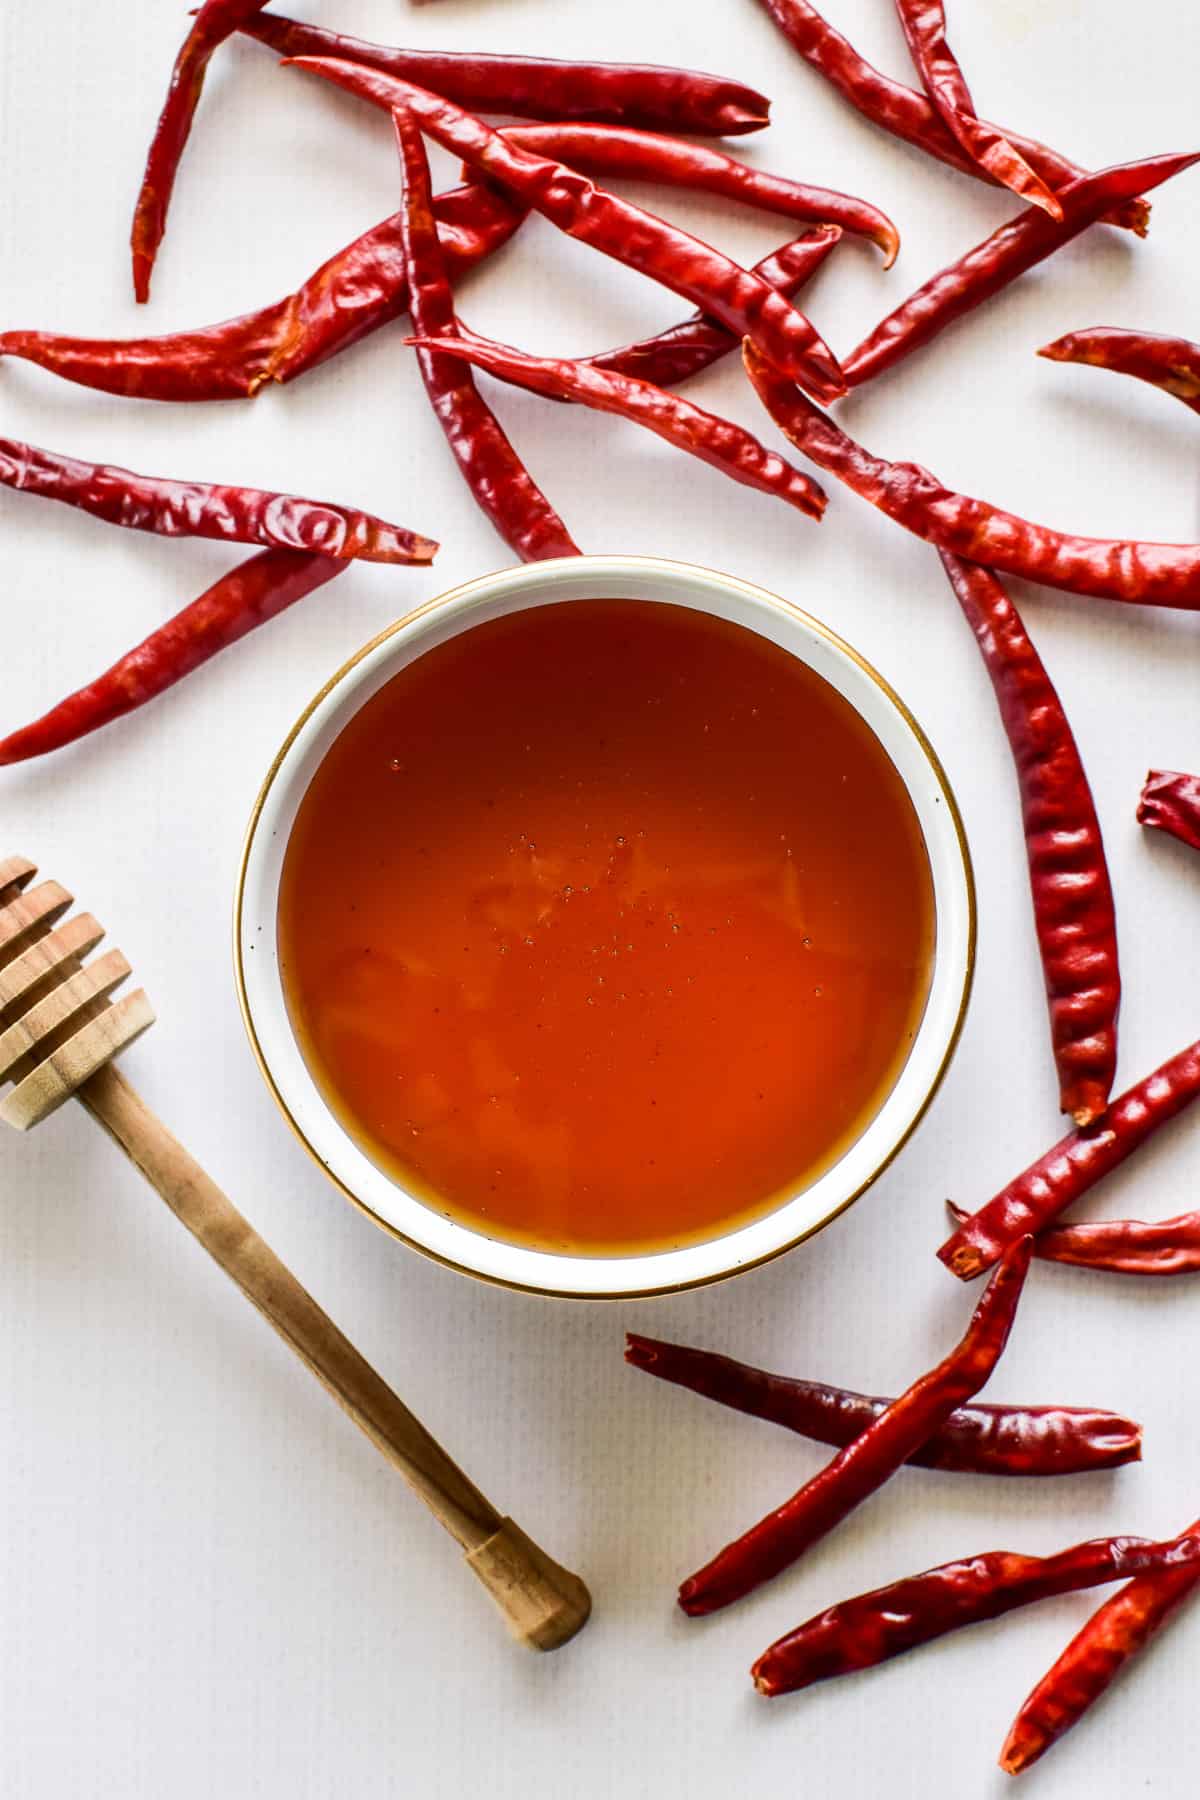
[[236, 556, 974, 1299]]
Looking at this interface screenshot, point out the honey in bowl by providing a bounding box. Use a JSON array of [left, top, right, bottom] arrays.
[[278, 599, 935, 1256]]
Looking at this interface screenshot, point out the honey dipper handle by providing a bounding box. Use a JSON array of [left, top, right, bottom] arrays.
[[77, 1062, 591, 1651]]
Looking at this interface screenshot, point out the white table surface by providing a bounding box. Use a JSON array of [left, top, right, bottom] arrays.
[[3, 3, 1200, 1794]]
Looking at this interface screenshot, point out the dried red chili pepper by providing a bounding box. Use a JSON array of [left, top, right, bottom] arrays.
[[395, 110, 577, 562], [0, 438, 435, 565], [678, 1238, 1033, 1616], [625, 1334, 1142, 1475], [999, 1515, 1200, 1773], [752, 1533, 1200, 1697], [743, 340, 1200, 610], [0, 550, 344, 766], [1040, 327, 1200, 417], [288, 58, 848, 403], [241, 9, 771, 135], [750, 0, 1148, 233], [940, 554, 1118, 1125], [1138, 769, 1200, 851], [938, 1037, 1200, 1280], [131, 1, 269, 302], [841, 152, 1197, 389], [406, 325, 827, 522], [946, 1201, 1200, 1277], [0, 184, 524, 404]]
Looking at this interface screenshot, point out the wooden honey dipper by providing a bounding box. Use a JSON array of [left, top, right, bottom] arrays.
[[0, 854, 591, 1651]]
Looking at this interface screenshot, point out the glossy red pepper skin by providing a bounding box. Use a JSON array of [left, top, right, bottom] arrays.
[[406, 325, 827, 522], [752, 1535, 1200, 1697], [743, 339, 1200, 610], [1138, 769, 1200, 851], [677, 1239, 1033, 1616], [1040, 328, 1200, 416], [0, 551, 344, 766], [395, 111, 578, 562], [625, 1334, 1142, 1476], [941, 554, 1119, 1126], [938, 1038, 1200, 1280], [241, 9, 770, 135], [0, 185, 524, 404], [288, 58, 848, 403], [946, 1201, 1200, 1277], [131, 1, 269, 302]]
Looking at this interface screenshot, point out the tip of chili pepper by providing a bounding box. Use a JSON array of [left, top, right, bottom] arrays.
[[936, 1237, 991, 1282], [1036, 335, 1075, 363], [676, 1578, 707, 1616], [624, 1333, 661, 1369], [750, 1665, 776, 1698]]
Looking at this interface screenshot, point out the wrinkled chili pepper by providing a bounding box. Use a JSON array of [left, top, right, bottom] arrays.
[[940, 554, 1119, 1125], [395, 111, 578, 562], [131, 1, 269, 302], [1138, 769, 1200, 851], [241, 9, 771, 135], [678, 1238, 1033, 1616], [0, 550, 344, 766], [750, 0, 1148, 234], [288, 58, 848, 403], [0, 184, 524, 404], [752, 1534, 1200, 1697], [625, 1334, 1141, 1475], [841, 151, 1197, 389], [743, 340, 1200, 610], [406, 325, 828, 522], [0, 438, 435, 564], [1040, 327, 1200, 417], [938, 1037, 1200, 1280], [946, 1201, 1200, 1277], [999, 1515, 1200, 1774]]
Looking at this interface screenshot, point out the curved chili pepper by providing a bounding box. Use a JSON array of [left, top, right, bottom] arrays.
[[946, 1201, 1200, 1277], [131, 2, 269, 302], [940, 554, 1119, 1125], [287, 57, 848, 403], [241, 8, 771, 135], [752, 1534, 1200, 1697], [743, 339, 1200, 609], [893, 1, 1061, 216], [999, 1516, 1200, 1774], [938, 1037, 1200, 1280], [1138, 769, 1200, 851], [842, 151, 1197, 389], [0, 550, 345, 767], [0, 184, 524, 404], [625, 1334, 1142, 1475], [395, 111, 578, 562], [750, 0, 1148, 234], [0, 438, 435, 564], [678, 1238, 1033, 1616], [1040, 328, 1200, 416]]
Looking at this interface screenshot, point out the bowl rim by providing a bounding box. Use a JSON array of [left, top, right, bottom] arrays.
[[235, 554, 975, 1300]]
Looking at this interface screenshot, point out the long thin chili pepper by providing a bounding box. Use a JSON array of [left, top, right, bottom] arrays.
[[841, 152, 1197, 390], [395, 110, 577, 562], [0, 438, 435, 564], [749, 0, 1148, 234], [946, 1201, 1200, 1277], [407, 325, 827, 521], [743, 339, 1200, 610], [940, 554, 1118, 1126], [498, 124, 898, 264], [892, 1, 1061, 216], [1138, 769, 1200, 851], [751, 1534, 1200, 1697], [999, 1515, 1200, 1774], [625, 1334, 1142, 1475], [938, 1037, 1200, 1280], [678, 1238, 1033, 1616], [240, 9, 771, 135], [287, 58, 848, 403], [0, 550, 345, 766], [0, 184, 524, 404], [1040, 328, 1200, 417], [131, 1, 269, 302]]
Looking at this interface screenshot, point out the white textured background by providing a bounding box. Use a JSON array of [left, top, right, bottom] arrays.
[[3, 2, 1200, 1794]]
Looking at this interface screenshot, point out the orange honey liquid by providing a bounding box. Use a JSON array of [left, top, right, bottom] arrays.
[[278, 600, 934, 1255]]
